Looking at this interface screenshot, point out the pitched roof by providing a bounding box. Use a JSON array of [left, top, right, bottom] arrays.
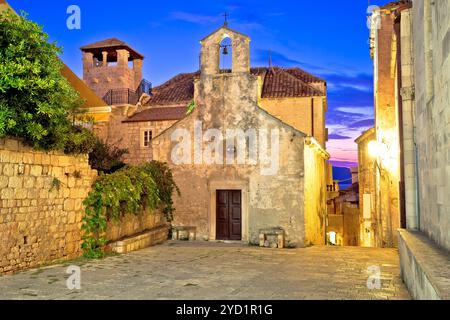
[[127, 66, 326, 123], [80, 38, 144, 59], [145, 67, 325, 107], [80, 38, 128, 50], [200, 25, 250, 42], [260, 68, 324, 98], [124, 106, 187, 123], [147, 72, 199, 106]]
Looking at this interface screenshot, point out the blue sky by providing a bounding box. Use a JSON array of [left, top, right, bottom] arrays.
[[8, 0, 388, 167]]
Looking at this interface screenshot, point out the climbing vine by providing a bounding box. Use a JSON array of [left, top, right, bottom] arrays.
[[81, 161, 179, 258], [186, 100, 196, 115]]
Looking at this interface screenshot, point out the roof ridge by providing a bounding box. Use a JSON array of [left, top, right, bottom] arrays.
[[276, 68, 324, 96], [285, 67, 326, 83]]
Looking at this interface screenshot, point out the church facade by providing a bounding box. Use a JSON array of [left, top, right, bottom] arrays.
[[83, 24, 329, 247]]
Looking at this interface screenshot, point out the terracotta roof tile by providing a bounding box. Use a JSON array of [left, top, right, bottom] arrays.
[[146, 67, 324, 106], [80, 38, 144, 59], [260, 68, 324, 98], [147, 72, 199, 106], [124, 106, 186, 122], [128, 66, 326, 122], [80, 38, 128, 50]]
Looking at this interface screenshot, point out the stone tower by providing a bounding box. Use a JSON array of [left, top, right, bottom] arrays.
[[195, 24, 257, 114], [81, 38, 144, 99]]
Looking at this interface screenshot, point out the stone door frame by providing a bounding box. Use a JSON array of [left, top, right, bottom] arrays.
[[208, 180, 249, 242]]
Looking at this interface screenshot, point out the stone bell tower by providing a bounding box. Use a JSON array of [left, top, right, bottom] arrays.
[[81, 38, 144, 100], [196, 23, 258, 116]]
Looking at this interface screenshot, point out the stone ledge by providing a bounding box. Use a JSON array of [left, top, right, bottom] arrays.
[[108, 224, 168, 254], [398, 229, 450, 300]]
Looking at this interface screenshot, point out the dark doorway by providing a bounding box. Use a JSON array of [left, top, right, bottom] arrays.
[[216, 190, 242, 240]]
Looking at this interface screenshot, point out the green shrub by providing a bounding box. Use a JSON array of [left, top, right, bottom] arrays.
[[64, 126, 97, 155], [88, 138, 129, 174], [0, 10, 87, 152], [81, 162, 179, 258]]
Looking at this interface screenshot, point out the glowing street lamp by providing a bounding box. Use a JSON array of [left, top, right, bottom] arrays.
[[368, 140, 388, 159]]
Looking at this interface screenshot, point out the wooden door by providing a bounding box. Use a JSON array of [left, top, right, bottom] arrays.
[[216, 190, 242, 240]]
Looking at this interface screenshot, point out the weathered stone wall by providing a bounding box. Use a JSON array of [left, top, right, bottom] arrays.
[[356, 128, 377, 247], [105, 209, 166, 242], [259, 97, 327, 147], [91, 105, 177, 165], [0, 139, 97, 274], [412, 0, 450, 251], [152, 26, 328, 247], [152, 95, 308, 246], [82, 50, 142, 99], [342, 203, 360, 246], [377, 10, 401, 248], [303, 139, 327, 245]]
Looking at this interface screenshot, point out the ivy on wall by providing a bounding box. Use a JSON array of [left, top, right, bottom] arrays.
[[81, 161, 179, 258]]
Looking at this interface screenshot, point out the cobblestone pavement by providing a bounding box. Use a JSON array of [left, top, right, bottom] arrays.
[[0, 241, 410, 300]]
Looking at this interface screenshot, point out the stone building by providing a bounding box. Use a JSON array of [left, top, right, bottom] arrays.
[[81, 38, 146, 101], [358, 1, 412, 248], [355, 128, 377, 247], [365, 0, 450, 299], [82, 30, 328, 168], [148, 25, 329, 247], [397, 0, 450, 299]]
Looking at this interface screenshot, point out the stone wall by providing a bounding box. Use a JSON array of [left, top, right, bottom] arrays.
[[82, 50, 142, 99], [0, 138, 97, 274], [105, 209, 166, 242], [91, 105, 177, 165], [259, 97, 327, 147], [356, 128, 377, 247], [412, 0, 450, 251], [303, 139, 327, 245], [152, 107, 309, 246], [375, 9, 401, 248]]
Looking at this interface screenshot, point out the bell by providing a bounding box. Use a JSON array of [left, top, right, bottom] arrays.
[[222, 45, 229, 55]]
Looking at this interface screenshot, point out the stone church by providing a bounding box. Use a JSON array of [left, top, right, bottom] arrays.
[[82, 24, 329, 247]]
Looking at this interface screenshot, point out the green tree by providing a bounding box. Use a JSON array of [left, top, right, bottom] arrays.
[[0, 10, 86, 151]]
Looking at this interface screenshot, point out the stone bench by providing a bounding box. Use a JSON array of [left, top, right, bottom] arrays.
[[172, 226, 197, 241], [398, 229, 450, 300], [259, 227, 285, 248]]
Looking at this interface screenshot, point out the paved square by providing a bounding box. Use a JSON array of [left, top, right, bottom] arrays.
[[0, 242, 410, 300]]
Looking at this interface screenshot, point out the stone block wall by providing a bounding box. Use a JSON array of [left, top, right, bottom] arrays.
[[91, 106, 177, 165], [412, 0, 450, 251], [303, 139, 328, 245], [260, 97, 327, 147], [105, 209, 166, 242], [0, 138, 97, 274]]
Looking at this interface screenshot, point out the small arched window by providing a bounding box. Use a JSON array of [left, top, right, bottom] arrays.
[[219, 37, 232, 71]]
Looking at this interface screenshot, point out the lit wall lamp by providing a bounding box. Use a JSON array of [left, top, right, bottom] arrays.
[[368, 140, 388, 160]]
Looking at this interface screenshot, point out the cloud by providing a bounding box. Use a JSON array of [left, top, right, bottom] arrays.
[[348, 118, 375, 129], [170, 12, 221, 25], [325, 73, 373, 93], [328, 134, 352, 140], [253, 49, 302, 66], [336, 106, 374, 117], [169, 10, 265, 32]]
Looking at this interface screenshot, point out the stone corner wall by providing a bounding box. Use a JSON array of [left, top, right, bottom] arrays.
[[412, 0, 450, 251], [0, 138, 97, 274], [303, 140, 328, 246]]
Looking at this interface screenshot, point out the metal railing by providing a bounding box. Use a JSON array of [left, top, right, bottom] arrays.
[[102, 79, 152, 106]]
